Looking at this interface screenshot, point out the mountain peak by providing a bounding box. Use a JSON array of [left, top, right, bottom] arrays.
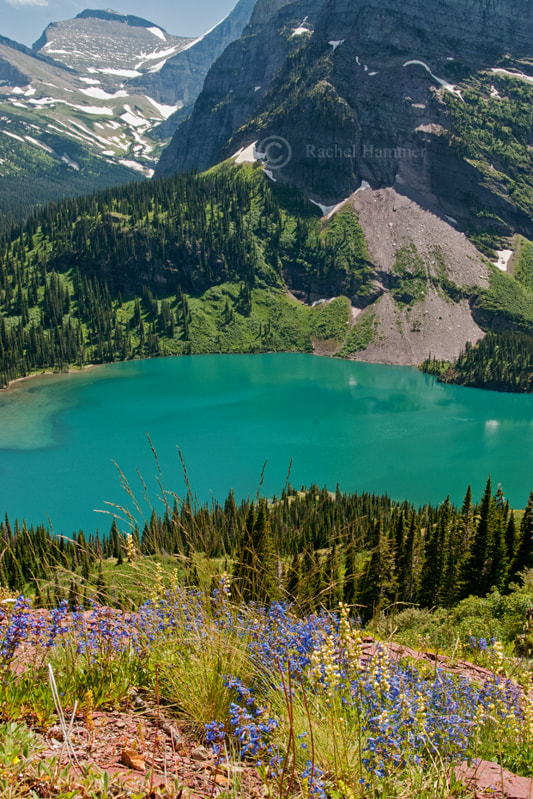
[[74, 9, 162, 30]]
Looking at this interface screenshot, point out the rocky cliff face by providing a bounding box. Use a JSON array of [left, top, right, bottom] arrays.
[[128, 0, 257, 107], [157, 0, 533, 238], [0, 3, 256, 223]]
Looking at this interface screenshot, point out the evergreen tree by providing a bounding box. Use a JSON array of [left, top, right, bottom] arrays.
[[505, 513, 517, 563], [342, 541, 358, 606], [323, 544, 341, 610], [95, 561, 107, 604], [232, 500, 278, 603], [286, 552, 301, 602], [357, 517, 395, 621], [484, 512, 508, 592], [512, 492, 533, 576], [461, 478, 494, 597]]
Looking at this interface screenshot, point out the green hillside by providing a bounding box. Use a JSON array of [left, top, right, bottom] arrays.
[[3, 160, 533, 389], [0, 163, 371, 387]]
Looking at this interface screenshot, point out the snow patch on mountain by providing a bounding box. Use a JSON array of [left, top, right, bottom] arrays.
[[99, 68, 142, 78], [61, 153, 80, 170], [134, 45, 181, 69], [403, 60, 463, 99], [0, 129, 25, 142], [120, 105, 148, 127], [233, 141, 258, 164], [24, 135, 53, 154], [145, 96, 179, 119], [147, 27, 166, 41], [81, 87, 129, 100], [73, 104, 114, 115], [494, 249, 513, 271], [491, 68, 533, 85]]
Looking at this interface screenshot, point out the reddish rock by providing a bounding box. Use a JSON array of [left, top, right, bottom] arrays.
[[455, 760, 533, 799]]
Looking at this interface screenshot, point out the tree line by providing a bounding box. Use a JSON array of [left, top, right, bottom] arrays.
[[0, 166, 373, 387], [421, 330, 533, 392], [1, 478, 532, 619]]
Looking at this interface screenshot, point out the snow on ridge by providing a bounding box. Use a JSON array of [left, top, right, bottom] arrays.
[[403, 59, 463, 99], [24, 135, 54, 154], [145, 96, 179, 119], [80, 77, 101, 84], [178, 14, 228, 53], [310, 199, 335, 215], [329, 40, 344, 52], [118, 158, 154, 177], [29, 97, 58, 106], [355, 180, 371, 194], [147, 60, 167, 74], [147, 27, 166, 41], [292, 16, 312, 37], [121, 104, 149, 128], [73, 104, 113, 115], [310, 183, 369, 218], [292, 26, 312, 37]]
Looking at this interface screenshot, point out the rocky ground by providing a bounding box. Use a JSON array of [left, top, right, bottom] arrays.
[[350, 187, 490, 365]]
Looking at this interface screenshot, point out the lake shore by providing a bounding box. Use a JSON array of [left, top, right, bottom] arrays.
[[1, 363, 99, 393]]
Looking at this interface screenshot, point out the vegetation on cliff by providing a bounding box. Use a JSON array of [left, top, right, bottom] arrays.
[[0, 164, 372, 387]]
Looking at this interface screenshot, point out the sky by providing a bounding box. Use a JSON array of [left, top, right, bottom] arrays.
[[0, 0, 238, 47]]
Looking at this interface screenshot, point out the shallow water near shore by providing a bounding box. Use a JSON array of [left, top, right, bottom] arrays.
[[1, 353, 533, 534]]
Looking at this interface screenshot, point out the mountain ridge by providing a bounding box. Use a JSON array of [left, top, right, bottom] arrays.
[[0, 2, 256, 225], [152, 0, 533, 366], [157, 0, 533, 237]]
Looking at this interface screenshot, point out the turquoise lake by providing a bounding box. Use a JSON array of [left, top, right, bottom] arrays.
[[1, 353, 533, 535]]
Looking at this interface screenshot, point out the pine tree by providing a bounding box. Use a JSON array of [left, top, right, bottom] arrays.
[[461, 477, 494, 597], [232, 500, 278, 603], [286, 552, 301, 602], [357, 517, 395, 622], [323, 544, 341, 610], [436, 499, 459, 608], [342, 540, 358, 606], [95, 562, 107, 604], [397, 513, 422, 604], [419, 517, 441, 608], [505, 513, 517, 564], [511, 492, 533, 577], [484, 512, 508, 592]]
